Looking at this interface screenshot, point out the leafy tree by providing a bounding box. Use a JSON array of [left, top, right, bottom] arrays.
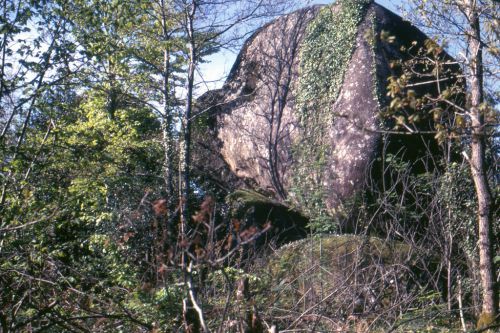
[[0, 0, 301, 330], [1, 87, 167, 331], [387, 0, 499, 327], [0, 0, 73, 211], [62, 0, 187, 200]]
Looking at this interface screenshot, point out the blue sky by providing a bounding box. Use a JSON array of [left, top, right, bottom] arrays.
[[197, 0, 401, 92]]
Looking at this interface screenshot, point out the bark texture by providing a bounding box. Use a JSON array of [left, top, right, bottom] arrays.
[[462, 0, 498, 325]]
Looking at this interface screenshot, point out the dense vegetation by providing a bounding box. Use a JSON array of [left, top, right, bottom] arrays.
[[0, 0, 498, 332]]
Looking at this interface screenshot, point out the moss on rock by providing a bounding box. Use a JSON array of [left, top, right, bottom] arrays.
[[227, 189, 285, 209], [291, 0, 372, 231], [476, 312, 497, 330], [253, 235, 429, 330], [226, 189, 309, 244]]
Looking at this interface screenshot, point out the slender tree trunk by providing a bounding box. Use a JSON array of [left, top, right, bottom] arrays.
[[0, 0, 7, 101], [181, 2, 196, 234], [458, 273, 467, 332], [0, 311, 8, 333], [464, 0, 498, 325], [161, 49, 174, 197], [160, 0, 174, 198], [161, 116, 174, 195], [180, 3, 209, 332]]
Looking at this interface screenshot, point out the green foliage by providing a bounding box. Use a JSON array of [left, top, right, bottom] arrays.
[[123, 284, 184, 331], [207, 267, 262, 290], [438, 162, 477, 253], [0, 87, 164, 331], [290, 0, 371, 231], [296, 0, 371, 112], [383, 37, 466, 144], [1, 1, 497, 331]]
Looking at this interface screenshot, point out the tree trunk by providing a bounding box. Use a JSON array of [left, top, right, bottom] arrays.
[[161, 49, 174, 197], [160, 0, 174, 198], [180, 3, 209, 332], [464, 0, 498, 326], [181, 1, 196, 233]]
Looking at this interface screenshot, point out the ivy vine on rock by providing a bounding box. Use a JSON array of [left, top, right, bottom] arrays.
[[290, 0, 372, 232]]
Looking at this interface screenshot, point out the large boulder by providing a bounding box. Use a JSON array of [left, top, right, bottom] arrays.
[[253, 235, 433, 330], [194, 0, 452, 227]]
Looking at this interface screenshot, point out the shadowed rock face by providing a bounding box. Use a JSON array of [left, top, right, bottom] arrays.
[[194, 2, 446, 220]]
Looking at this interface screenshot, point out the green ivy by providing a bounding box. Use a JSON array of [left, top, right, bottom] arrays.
[[290, 0, 372, 231]]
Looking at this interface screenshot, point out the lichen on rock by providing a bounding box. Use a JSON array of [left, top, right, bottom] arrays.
[[193, 1, 451, 232]]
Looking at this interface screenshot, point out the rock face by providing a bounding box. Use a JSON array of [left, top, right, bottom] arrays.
[[194, 1, 448, 225]]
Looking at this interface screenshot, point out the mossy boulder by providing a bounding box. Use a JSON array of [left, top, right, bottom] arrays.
[[194, 0, 456, 227], [251, 235, 438, 331], [226, 189, 308, 245]]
